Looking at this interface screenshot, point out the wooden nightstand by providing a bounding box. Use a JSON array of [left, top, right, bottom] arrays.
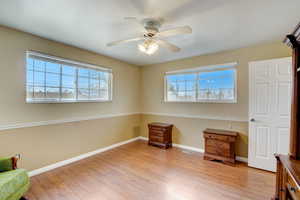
[[148, 122, 173, 149], [203, 128, 238, 166]]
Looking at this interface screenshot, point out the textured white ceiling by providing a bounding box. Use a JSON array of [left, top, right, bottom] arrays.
[[0, 0, 299, 65]]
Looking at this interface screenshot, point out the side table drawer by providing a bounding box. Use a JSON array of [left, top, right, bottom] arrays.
[[204, 133, 235, 142], [150, 130, 164, 137], [206, 139, 231, 157], [149, 126, 166, 132], [150, 135, 164, 143]]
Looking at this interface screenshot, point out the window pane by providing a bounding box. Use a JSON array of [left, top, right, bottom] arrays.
[[177, 82, 185, 91], [46, 62, 60, 73], [90, 70, 100, 79], [102, 72, 110, 81], [186, 81, 196, 91], [165, 68, 236, 102], [34, 60, 45, 71], [100, 89, 108, 99], [177, 91, 185, 98], [61, 88, 76, 100], [78, 77, 89, 89], [78, 89, 89, 100], [167, 91, 177, 101], [46, 73, 60, 87], [186, 91, 196, 101], [184, 74, 197, 81], [26, 52, 112, 103], [62, 65, 76, 76], [167, 81, 177, 92], [198, 69, 235, 101], [62, 75, 75, 88], [167, 75, 178, 82], [78, 68, 89, 77], [90, 79, 100, 89], [27, 70, 33, 85], [34, 87, 45, 98], [46, 87, 60, 99], [34, 71, 45, 86], [27, 58, 34, 70], [27, 86, 33, 99], [90, 89, 100, 99], [100, 80, 108, 89]]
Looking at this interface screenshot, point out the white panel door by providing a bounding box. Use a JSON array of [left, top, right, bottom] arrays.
[[248, 57, 292, 172]]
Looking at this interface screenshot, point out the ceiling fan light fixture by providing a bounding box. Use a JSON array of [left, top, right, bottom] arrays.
[[138, 40, 159, 55]]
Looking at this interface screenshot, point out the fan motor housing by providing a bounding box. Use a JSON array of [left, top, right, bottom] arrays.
[[143, 18, 161, 36]]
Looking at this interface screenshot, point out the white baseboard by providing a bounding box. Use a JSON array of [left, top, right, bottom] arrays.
[[138, 136, 248, 163], [29, 136, 248, 177], [235, 156, 248, 163], [29, 137, 140, 177]]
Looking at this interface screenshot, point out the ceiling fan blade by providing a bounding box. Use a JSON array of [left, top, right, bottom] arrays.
[[107, 37, 144, 47], [157, 26, 192, 38], [156, 40, 180, 52], [124, 17, 138, 20]]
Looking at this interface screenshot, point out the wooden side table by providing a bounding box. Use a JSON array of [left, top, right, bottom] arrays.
[[203, 128, 238, 166], [148, 122, 173, 149]]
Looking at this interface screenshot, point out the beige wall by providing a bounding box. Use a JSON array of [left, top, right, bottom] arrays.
[[141, 114, 248, 157], [140, 42, 292, 157], [0, 26, 293, 171], [1, 114, 140, 170], [0, 26, 141, 125], [0, 26, 141, 170]]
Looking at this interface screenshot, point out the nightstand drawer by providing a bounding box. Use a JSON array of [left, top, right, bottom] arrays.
[[204, 133, 235, 142], [150, 135, 164, 143], [149, 126, 166, 132], [206, 139, 230, 157], [150, 130, 164, 137]]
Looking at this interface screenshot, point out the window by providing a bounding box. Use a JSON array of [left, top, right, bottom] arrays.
[[26, 51, 112, 103], [164, 63, 237, 103]]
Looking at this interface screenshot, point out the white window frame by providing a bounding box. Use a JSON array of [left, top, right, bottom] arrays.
[[25, 51, 113, 103], [164, 62, 238, 103]]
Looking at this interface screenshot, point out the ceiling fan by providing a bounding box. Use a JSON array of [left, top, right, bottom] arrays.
[[106, 18, 192, 55]]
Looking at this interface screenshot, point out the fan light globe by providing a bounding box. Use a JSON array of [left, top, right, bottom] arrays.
[[138, 40, 159, 55]]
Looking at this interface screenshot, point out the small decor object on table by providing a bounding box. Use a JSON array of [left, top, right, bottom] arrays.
[[203, 128, 238, 166], [148, 122, 173, 149]]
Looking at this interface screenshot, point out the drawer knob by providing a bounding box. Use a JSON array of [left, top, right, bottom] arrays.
[[290, 187, 297, 192]]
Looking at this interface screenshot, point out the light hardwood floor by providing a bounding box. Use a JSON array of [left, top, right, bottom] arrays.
[[26, 140, 275, 200]]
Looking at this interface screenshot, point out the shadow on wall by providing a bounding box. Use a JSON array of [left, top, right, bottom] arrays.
[[235, 132, 248, 157], [172, 126, 182, 145], [133, 126, 141, 137]]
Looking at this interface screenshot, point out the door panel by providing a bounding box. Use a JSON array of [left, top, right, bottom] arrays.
[[277, 127, 290, 155], [256, 126, 270, 158], [254, 82, 270, 116], [278, 82, 291, 117], [249, 57, 292, 172]]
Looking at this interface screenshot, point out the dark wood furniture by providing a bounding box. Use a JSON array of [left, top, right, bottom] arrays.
[[148, 122, 173, 149], [274, 155, 300, 200], [273, 23, 300, 200], [203, 128, 238, 166]]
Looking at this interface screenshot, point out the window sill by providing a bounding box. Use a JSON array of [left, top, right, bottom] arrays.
[[26, 100, 112, 104], [163, 100, 237, 104]]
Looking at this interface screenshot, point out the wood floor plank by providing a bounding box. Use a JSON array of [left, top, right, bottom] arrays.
[[25, 140, 275, 200]]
